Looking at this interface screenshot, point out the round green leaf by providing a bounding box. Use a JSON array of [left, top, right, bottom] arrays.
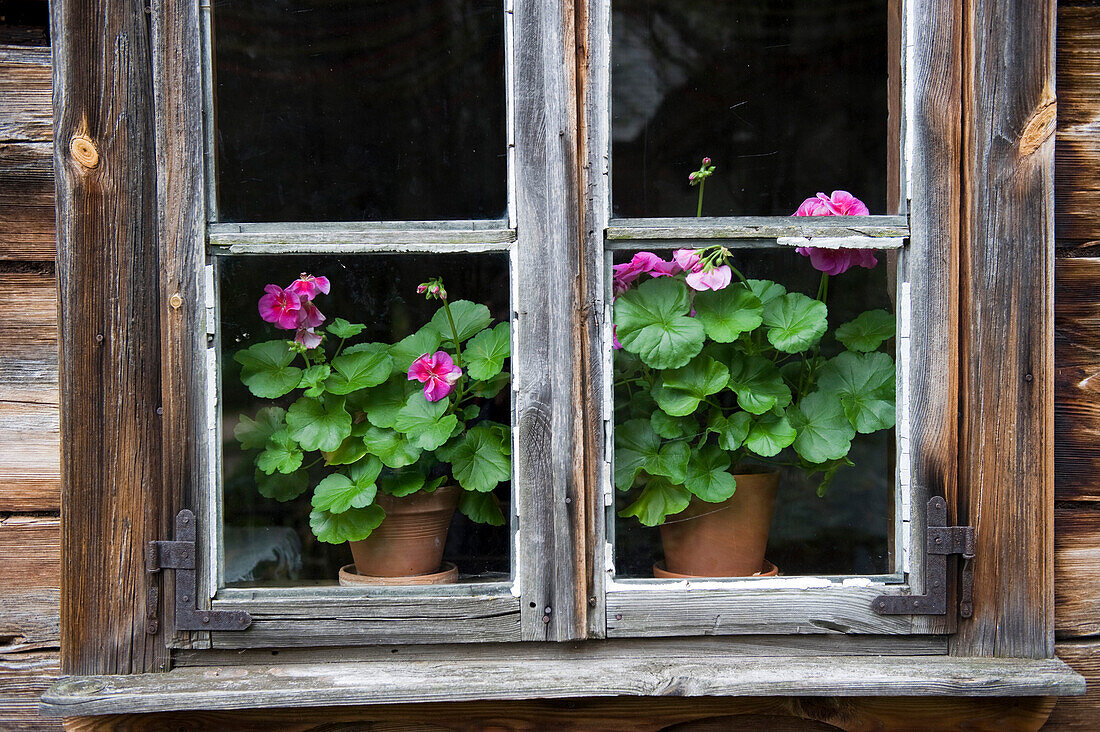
[[746, 278, 787, 306], [378, 467, 427, 497], [327, 318, 366, 339], [388, 327, 442, 376], [726, 353, 792, 415], [762, 292, 828, 353], [324, 433, 370, 466], [651, 409, 695, 440], [297, 364, 332, 398], [468, 371, 510, 399], [817, 351, 896, 433], [649, 440, 690, 484], [709, 410, 752, 451], [254, 467, 309, 502], [326, 343, 393, 394], [431, 300, 492, 344], [437, 425, 510, 493], [459, 491, 506, 526], [286, 394, 353, 452], [354, 377, 415, 429], [256, 429, 303, 475], [309, 505, 386, 544], [235, 340, 302, 398], [683, 444, 737, 503], [394, 393, 459, 451], [790, 392, 856, 463], [614, 277, 705, 369], [613, 418, 660, 490], [836, 309, 895, 352], [362, 426, 422, 468], [693, 284, 764, 343], [618, 476, 691, 527], [652, 356, 730, 417], [235, 406, 286, 451], [311, 456, 382, 513], [745, 413, 797, 457], [464, 322, 510, 380]]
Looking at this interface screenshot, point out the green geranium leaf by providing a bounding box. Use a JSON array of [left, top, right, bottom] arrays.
[[468, 371, 510, 399], [254, 467, 308, 502], [298, 364, 332, 398], [311, 456, 382, 513], [726, 353, 793, 415], [709, 410, 752, 451], [817, 351, 896, 433], [464, 322, 510, 380], [389, 327, 442, 376], [651, 410, 695, 440], [790, 392, 856, 463], [683, 444, 737, 503], [459, 491, 506, 526], [378, 467, 426, 497], [614, 418, 660, 490], [836, 309, 895, 352], [327, 318, 366, 340], [746, 278, 787, 306], [763, 292, 828, 353], [431, 300, 492, 344], [652, 356, 730, 417], [394, 393, 459, 451], [693, 284, 764, 343], [235, 406, 286, 451], [256, 429, 303, 475], [309, 505, 386, 544], [649, 440, 690, 484], [359, 377, 415, 429], [326, 343, 392, 395], [324, 433, 370, 466], [614, 277, 705, 370], [618, 476, 691, 527], [438, 425, 510, 493], [286, 394, 353, 452], [745, 413, 797, 458], [235, 340, 302, 398], [362, 426, 422, 468]]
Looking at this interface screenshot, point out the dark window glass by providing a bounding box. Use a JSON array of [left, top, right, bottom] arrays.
[[213, 0, 507, 223], [612, 1, 889, 217]]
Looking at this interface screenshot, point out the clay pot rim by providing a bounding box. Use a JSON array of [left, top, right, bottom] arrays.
[[652, 559, 779, 579], [339, 561, 459, 586]]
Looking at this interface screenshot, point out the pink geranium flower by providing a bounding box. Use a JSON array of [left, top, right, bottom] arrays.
[[612, 252, 678, 296], [672, 249, 700, 272], [258, 284, 302, 330], [686, 265, 733, 291], [407, 351, 463, 402], [296, 300, 325, 329], [286, 274, 331, 301], [792, 191, 877, 275], [295, 328, 322, 349]]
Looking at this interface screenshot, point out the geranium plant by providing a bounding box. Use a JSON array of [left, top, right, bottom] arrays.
[[233, 274, 511, 544], [613, 180, 895, 527]]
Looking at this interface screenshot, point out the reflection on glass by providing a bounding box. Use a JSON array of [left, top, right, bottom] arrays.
[[612, 0, 889, 217], [213, 0, 507, 222], [611, 246, 894, 578], [220, 254, 511, 586]]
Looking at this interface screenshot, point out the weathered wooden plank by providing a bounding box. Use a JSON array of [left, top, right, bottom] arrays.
[[512, 0, 587, 640], [40, 655, 1084, 717], [0, 516, 60, 652], [607, 216, 908, 242], [50, 0, 167, 675], [1054, 504, 1100, 639], [208, 224, 516, 253], [1046, 641, 1100, 730], [0, 650, 62, 732], [0, 402, 59, 512], [0, 45, 52, 143], [1054, 5, 1100, 244], [954, 0, 1056, 659], [0, 142, 55, 260]]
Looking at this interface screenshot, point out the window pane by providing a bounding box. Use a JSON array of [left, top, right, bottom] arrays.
[[611, 248, 894, 578], [219, 254, 511, 586], [612, 1, 890, 217], [212, 0, 507, 223]]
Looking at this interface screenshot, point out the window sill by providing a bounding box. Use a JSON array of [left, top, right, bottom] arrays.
[[40, 652, 1085, 717]]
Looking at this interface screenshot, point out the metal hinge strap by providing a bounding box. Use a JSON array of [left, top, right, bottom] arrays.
[[145, 509, 251, 633], [872, 496, 975, 618]]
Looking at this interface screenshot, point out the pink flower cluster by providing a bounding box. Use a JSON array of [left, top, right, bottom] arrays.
[[792, 191, 878, 276], [408, 351, 462, 402], [257, 273, 330, 348], [611, 249, 731, 297]]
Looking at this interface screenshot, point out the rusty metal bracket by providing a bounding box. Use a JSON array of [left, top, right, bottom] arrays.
[[872, 496, 975, 618], [146, 509, 251, 633]]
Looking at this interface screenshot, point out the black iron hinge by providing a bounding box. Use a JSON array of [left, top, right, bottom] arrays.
[[145, 509, 251, 633], [872, 496, 975, 618]]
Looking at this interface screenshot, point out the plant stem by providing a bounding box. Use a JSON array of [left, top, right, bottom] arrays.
[[440, 297, 467, 406], [816, 273, 830, 304], [696, 179, 705, 218]]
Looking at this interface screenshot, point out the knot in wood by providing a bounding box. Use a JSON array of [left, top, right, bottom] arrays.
[[169, 293, 184, 309], [70, 135, 100, 169]]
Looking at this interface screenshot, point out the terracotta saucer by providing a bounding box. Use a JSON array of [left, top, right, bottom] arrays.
[[652, 559, 779, 579], [339, 561, 459, 586]]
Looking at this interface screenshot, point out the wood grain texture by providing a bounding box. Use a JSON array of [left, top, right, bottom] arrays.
[[1055, 5, 1100, 244], [0, 651, 62, 732], [1045, 641, 1100, 730], [1054, 504, 1100, 639], [0, 45, 52, 142], [57, 696, 1059, 732], [954, 0, 1056, 659], [39, 655, 1084, 717], [50, 0, 167, 674], [512, 0, 587, 640], [0, 142, 55, 260], [0, 516, 60, 653]]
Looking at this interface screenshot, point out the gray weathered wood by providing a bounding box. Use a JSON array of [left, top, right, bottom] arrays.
[[0, 516, 60, 653], [0, 46, 52, 143], [50, 0, 167, 675], [512, 0, 587, 641], [208, 221, 516, 254], [953, 0, 1056, 659], [0, 142, 56, 260], [0, 651, 62, 732], [607, 216, 908, 244], [39, 655, 1085, 717]]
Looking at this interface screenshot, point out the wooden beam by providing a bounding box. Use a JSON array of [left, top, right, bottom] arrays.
[[1054, 5, 1100, 245], [0, 142, 55, 261], [0, 651, 62, 732], [0, 515, 59, 653], [49, 0, 166, 674], [1047, 640, 1100, 730], [1054, 503, 1100, 639], [0, 46, 52, 143], [955, 0, 1056, 658]]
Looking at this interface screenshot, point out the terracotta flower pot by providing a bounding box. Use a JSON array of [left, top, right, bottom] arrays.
[[347, 484, 460, 580], [657, 470, 779, 577]]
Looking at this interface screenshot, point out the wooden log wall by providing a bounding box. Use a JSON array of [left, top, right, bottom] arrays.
[[0, 1, 1097, 729]]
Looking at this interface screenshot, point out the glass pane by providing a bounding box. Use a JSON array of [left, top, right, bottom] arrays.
[[611, 247, 895, 578], [212, 0, 507, 223], [612, 1, 890, 217], [219, 254, 511, 586]]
